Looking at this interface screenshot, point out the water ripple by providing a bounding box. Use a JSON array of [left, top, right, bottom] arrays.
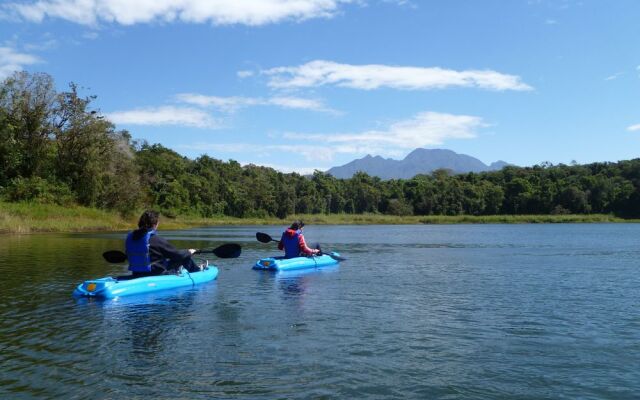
[[2, 225, 640, 398]]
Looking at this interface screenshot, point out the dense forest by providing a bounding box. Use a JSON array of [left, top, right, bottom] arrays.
[[1, 72, 639, 218]]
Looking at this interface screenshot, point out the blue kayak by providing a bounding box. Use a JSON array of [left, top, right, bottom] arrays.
[[72, 266, 218, 299], [253, 253, 341, 271]]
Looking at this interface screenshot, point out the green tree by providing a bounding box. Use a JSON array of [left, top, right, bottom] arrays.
[[53, 83, 141, 208], [1, 72, 57, 179]]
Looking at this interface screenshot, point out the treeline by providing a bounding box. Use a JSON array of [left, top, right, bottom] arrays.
[[1, 72, 639, 218]]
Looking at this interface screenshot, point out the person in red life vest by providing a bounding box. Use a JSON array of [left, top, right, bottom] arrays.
[[125, 210, 203, 276], [278, 220, 320, 259]]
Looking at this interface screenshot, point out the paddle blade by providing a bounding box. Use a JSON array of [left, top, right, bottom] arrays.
[[325, 252, 347, 262], [256, 232, 275, 243], [194, 243, 241, 258], [103, 250, 127, 263], [210, 243, 242, 258]]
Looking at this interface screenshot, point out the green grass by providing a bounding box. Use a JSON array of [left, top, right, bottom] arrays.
[[0, 201, 636, 234], [0, 202, 132, 233], [0, 202, 292, 233]]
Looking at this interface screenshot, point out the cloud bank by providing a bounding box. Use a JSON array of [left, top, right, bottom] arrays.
[[107, 106, 218, 128], [261, 60, 533, 91], [175, 93, 332, 113], [3, 0, 350, 26], [183, 142, 336, 162], [0, 46, 40, 79], [240, 162, 321, 176], [106, 91, 335, 129], [627, 124, 640, 132], [181, 111, 486, 164], [284, 111, 485, 150]]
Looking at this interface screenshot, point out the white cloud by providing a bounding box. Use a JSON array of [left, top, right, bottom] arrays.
[[107, 106, 218, 128], [262, 60, 533, 91], [175, 94, 260, 111], [627, 124, 640, 132], [181, 143, 255, 153], [23, 38, 58, 51], [180, 142, 336, 162], [269, 96, 328, 111], [605, 72, 623, 81], [82, 31, 99, 40], [175, 93, 333, 113], [271, 144, 336, 161], [241, 162, 322, 175], [3, 0, 350, 26], [237, 70, 254, 78], [179, 111, 485, 165], [0, 46, 40, 79], [284, 111, 486, 149], [177, 143, 327, 174]]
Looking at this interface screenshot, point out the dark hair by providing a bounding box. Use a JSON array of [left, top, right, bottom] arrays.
[[138, 210, 159, 230], [289, 220, 304, 230]]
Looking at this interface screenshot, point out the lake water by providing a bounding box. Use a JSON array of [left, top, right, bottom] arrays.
[[1, 224, 639, 399]]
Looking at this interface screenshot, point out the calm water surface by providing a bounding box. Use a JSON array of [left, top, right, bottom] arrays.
[[1, 224, 639, 399]]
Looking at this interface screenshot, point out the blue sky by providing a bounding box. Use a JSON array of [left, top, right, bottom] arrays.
[[1, 0, 639, 174]]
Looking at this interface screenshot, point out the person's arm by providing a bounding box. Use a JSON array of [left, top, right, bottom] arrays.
[[298, 233, 319, 255], [278, 232, 284, 250], [149, 236, 192, 263]]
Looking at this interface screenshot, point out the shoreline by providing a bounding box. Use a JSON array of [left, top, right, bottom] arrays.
[[0, 202, 636, 234]]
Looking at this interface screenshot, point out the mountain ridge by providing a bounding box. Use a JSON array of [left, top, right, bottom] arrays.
[[326, 148, 511, 179]]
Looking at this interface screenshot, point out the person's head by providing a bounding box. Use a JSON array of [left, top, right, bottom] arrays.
[[289, 220, 304, 231], [138, 210, 159, 230]]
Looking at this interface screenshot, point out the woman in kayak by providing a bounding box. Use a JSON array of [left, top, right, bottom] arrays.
[[125, 210, 202, 276], [278, 220, 320, 259]]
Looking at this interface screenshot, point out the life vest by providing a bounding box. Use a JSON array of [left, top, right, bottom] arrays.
[[125, 229, 156, 272], [281, 229, 302, 258]]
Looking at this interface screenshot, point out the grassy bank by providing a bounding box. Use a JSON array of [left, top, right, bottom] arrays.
[[0, 202, 287, 233], [0, 202, 131, 233], [0, 201, 635, 234]]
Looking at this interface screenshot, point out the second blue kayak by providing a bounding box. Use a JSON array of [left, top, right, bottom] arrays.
[[253, 253, 340, 271], [72, 266, 219, 299]]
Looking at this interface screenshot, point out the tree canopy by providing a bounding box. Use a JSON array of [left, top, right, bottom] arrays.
[[2, 72, 639, 218]]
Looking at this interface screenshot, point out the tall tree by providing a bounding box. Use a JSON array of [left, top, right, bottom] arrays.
[[0, 72, 57, 179]]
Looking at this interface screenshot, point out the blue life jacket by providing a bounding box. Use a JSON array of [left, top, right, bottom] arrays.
[[125, 229, 156, 272], [282, 229, 302, 258]]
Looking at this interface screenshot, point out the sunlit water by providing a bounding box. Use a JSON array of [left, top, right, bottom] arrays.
[[1, 224, 639, 399]]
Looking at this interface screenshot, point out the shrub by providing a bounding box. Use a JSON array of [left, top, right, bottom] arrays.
[[3, 176, 74, 205]]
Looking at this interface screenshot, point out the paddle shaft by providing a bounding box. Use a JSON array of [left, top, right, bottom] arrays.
[[103, 243, 241, 263]]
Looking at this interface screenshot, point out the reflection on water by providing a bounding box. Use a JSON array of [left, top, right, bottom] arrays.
[[1, 224, 640, 399]]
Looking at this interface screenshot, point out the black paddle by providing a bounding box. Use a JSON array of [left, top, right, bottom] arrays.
[[102, 250, 127, 263], [195, 243, 242, 258], [102, 243, 242, 263], [256, 232, 278, 243], [255, 232, 346, 261]]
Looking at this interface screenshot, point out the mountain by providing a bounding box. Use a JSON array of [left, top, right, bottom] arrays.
[[326, 148, 511, 179]]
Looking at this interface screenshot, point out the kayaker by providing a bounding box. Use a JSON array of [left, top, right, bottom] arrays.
[[125, 210, 202, 276], [278, 220, 320, 259]]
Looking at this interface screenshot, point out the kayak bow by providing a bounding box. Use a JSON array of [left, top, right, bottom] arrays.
[[253, 253, 341, 271], [72, 266, 218, 299]]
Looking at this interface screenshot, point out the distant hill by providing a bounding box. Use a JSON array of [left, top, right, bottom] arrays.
[[326, 148, 511, 179]]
